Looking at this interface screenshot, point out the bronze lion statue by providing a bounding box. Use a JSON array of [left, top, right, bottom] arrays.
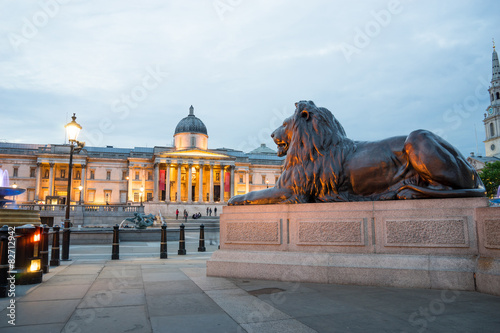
[[228, 100, 485, 205]]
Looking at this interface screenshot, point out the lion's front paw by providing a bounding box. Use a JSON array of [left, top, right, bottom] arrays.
[[228, 195, 248, 206], [396, 188, 424, 200]]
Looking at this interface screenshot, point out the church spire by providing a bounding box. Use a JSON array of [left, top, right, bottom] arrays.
[[493, 38, 500, 83]]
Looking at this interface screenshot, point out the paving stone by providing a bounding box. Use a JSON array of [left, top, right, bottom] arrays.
[[78, 288, 146, 308], [65, 305, 151, 333], [150, 313, 240, 333], [146, 292, 224, 317], [0, 299, 80, 327], [19, 284, 92, 302]]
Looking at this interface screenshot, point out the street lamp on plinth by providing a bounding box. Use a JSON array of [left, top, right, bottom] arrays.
[[140, 186, 144, 206], [266, 179, 269, 188], [78, 185, 83, 204], [62, 113, 84, 261]]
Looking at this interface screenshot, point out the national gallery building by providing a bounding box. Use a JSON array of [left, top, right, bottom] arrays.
[[0, 106, 284, 213]]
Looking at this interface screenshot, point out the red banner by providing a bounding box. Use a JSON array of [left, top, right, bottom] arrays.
[[159, 170, 165, 190], [224, 171, 230, 193]]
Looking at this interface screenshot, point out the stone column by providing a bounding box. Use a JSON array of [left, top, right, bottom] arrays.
[[153, 162, 159, 202], [48, 163, 55, 196], [80, 164, 86, 203], [128, 167, 133, 203], [165, 163, 171, 202], [230, 165, 235, 198], [245, 171, 250, 194], [209, 163, 214, 203], [198, 164, 204, 203], [187, 163, 193, 203], [220, 165, 225, 203], [35, 162, 41, 200], [176, 163, 182, 202]]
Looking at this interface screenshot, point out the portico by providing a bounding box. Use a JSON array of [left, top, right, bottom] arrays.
[[154, 149, 235, 203]]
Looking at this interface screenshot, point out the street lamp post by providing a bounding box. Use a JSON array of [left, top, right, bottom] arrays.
[[266, 179, 269, 188], [78, 185, 83, 205], [62, 113, 84, 261], [140, 186, 144, 206]]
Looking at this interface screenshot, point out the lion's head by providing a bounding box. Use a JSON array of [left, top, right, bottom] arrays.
[[271, 100, 347, 161]]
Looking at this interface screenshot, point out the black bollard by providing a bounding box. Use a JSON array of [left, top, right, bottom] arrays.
[[111, 224, 119, 260], [198, 224, 206, 252], [0, 225, 9, 297], [178, 224, 186, 255], [50, 225, 60, 267], [160, 223, 168, 259], [61, 223, 71, 261], [40, 224, 50, 274]]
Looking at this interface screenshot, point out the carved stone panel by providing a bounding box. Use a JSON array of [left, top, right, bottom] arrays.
[[384, 218, 468, 247], [297, 219, 365, 246], [484, 219, 500, 249], [226, 221, 280, 244]]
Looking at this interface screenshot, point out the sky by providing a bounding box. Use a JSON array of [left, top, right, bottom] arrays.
[[0, 0, 498, 157]]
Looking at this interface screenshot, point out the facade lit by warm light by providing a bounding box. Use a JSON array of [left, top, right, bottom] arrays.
[[0, 106, 284, 208]]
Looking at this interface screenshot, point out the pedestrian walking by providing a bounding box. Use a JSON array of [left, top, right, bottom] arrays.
[[176, 209, 179, 220], [214, 207, 217, 216], [206, 207, 209, 216], [209, 208, 212, 216], [184, 209, 188, 223]]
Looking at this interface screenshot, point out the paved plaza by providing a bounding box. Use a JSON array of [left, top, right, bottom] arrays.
[[1, 233, 499, 333]]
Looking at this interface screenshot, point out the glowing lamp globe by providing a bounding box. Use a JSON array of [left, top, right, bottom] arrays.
[[65, 113, 82, 142]]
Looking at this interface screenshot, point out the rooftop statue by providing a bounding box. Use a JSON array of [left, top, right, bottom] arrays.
[[228, 100, 486, 205]]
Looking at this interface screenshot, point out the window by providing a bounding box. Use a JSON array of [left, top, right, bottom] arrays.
[[75, 170, 81, 180], [191, 136, 196, 147], [239, 175, 243, 183], [88, 190, 95, 202], [122, 171, 127, 180], [44, 169, 49, 179], [28, 189, 35, 201], [30, 167, 36, 178], [491, 123, 495, 137], [60, 169, 66, 179], [497, 92, 500, 100], [106, 171, 111, 180], [134, 192, 140, 202], [147, 172, 153, 181], [90, 170, 95, 180], [262, 175, 266, 184], [216, 172, 220, 181], [104, 190, 112, 203], [13, 167, 18, 177], [249, 175, 253, 184], [147, 192, 153, 202], [135, 171, 140, 180]]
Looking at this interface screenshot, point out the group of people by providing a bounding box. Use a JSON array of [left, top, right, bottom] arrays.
[[174, 207, 218, 221], [206, 207, 217, 216]]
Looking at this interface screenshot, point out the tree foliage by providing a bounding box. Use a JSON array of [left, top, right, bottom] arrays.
[[479, 161, 500, 198]]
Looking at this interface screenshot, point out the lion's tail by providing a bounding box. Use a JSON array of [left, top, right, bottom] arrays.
[[397, 184, 486, 198]]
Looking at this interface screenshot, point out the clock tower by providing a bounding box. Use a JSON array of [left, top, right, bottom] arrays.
[[484, 40, 500, 157]]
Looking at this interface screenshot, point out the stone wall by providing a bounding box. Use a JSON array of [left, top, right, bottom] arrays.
[[207, 198, 500, 296]]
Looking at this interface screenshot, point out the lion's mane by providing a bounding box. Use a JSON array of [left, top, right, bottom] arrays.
[[277, 101, 354, 202]]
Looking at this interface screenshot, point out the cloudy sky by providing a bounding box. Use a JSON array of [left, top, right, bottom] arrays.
[[0, 0, 498, 157]]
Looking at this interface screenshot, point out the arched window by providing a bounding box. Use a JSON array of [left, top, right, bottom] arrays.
[[497, 92, 500, 100], [191, 136, 196, 147], [490, 123, 495, 137]]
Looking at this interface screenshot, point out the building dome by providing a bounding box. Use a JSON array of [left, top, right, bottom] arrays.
[[174, 106, 207, 135]]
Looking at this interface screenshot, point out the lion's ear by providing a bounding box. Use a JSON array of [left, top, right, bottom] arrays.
[[301, 109, 310, 120]]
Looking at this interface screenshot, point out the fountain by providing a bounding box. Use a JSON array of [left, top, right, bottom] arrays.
[[0, 169, 26, 207], [0, 168, 40, 226]]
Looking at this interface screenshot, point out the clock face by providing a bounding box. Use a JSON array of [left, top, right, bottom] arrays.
[[491, 144, 496, 151], [489, 107, 494, 115]]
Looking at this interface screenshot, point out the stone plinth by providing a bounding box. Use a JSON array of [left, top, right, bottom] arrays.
[[207, 198, 500, 296]]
